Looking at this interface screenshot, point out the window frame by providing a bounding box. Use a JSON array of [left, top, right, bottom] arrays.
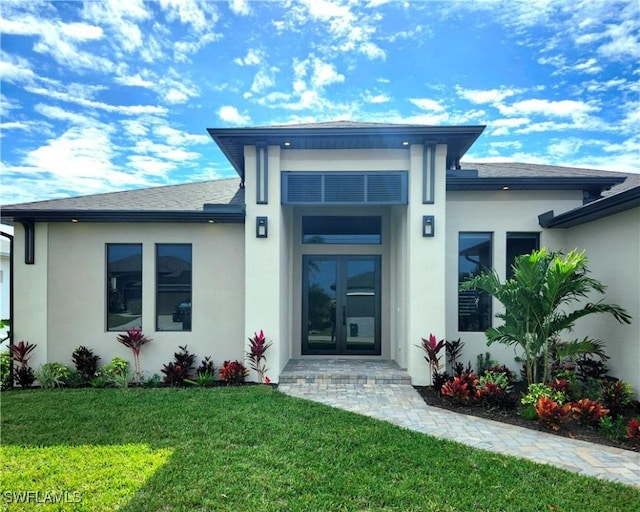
[[106, 243, 143, 332], [155, 243, 193, 332], [301, 215, 382, 245], [458, 232, 493, 332], [506, 232, 540, 279]]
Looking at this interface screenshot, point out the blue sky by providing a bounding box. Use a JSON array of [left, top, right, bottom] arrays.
[[1, 0, 638, 204]]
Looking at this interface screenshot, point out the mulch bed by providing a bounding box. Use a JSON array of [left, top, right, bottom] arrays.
[[415, 385, 640, 453]]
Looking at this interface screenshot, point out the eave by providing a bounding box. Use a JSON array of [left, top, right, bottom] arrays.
[[0, 205, 246, 224], [446, 176, 626, 193], [538, 185, 640, 228]]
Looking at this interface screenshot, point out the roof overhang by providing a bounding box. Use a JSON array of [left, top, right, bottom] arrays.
[[447, 176, 626, 194], [207, 125, 486, 181], [0, 205, 246, 224], [539, 185, 640, 228]]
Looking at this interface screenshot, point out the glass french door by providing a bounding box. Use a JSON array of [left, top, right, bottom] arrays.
[[302, 255, 381, 355]]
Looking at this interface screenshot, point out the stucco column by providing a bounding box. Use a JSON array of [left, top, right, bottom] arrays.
[[243, 145, 287, 383], [406, 144, 447, 385], [13, 222, 48, 369]]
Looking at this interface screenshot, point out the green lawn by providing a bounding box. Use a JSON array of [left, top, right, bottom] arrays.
[[1, 387, 638, 511]]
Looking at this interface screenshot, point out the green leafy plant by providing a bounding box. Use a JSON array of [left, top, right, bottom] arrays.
[[185, 372, 216, 387], [599, 415, 627, 440], [109, 369, 134, 389], [9, 340, 37, 389], [116, 327, 152, 383], [476, 352, 493, 375], [143, 373, 162, 388], [219, 360, 248, 384], [535, 397, 573, 431], [521, 383, 566, 407], [102, 357, 129, 380], [247, 330, 272, 383], [72, 346, 101, 384], [1, 350, 10, 390], [90, 376, 109, 388], [34, 362, 70, 389], [570, 399, 609, 427], [460, 248, 631, 384], [161, 345, 196, 386], [0, 318, 11, 344]]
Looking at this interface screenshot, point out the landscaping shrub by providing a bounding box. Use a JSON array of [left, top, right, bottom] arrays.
[[535, 397, 573, 431], [627, 418, 640, 440], [116, 326, 152, 384], [521, 383, 567, 408], [599, 415, 627, 440], [600, 379, 634, 418], [9, 340, 37, 389], [161, 345, 196, 386], [576, 356, 609, 382], [247, 330, 272, 382], [34, 362, 70, 389], [571, 399, 609, 427], [0, 350, 10, 390], [219, 360, 248, 384], [72, 346, 101, 384], [441, 371, 478, 404]]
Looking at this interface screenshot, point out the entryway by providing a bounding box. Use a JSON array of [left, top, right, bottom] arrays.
[[302, 255, 381, 355]]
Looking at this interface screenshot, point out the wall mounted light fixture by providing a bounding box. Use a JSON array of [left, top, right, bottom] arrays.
[[422, 215, 435, 237], [256, 216, 268, 238]]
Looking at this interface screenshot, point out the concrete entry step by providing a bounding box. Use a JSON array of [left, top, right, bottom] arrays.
[[280, 359, 411, 385]]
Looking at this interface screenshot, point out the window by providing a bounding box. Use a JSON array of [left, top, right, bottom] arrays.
[[156, 244, 192, 331], [107, 244, 142, 331], [458, 233, 492, 332], [506, 232, 540, 279], [302, 216, 382, 244]]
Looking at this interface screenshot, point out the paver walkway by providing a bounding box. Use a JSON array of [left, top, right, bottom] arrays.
[[278, 360, 640, 488]]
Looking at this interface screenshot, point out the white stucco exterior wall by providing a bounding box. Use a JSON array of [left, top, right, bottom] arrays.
[[36, 222, 245, 377], [564, 207, 640, 392], [445, 190, 583, 372]]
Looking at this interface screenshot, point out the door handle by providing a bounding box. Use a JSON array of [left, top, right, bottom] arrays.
[[342, 305, 346, 326]]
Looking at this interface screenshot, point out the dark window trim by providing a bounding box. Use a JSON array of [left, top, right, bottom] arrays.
[[106, 243, 143, 332], [458, 231, 493, 332]]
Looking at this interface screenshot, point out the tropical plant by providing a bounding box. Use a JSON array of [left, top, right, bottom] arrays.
[[9, 340, 37, 389], [1, 351, 10, 390], [102, 357, 129, 380], [247, 330, 272, 383], [460, 248, 631, 384], [571, 399, 609, 426], [116, 327, 152, 383], [196, 356, 216, 377], [445, 338, 465, 374], [626, 418, 640, 440], [521, 383, 567, 408], [417, 333, 445, 383], [535, 397, 573, 431], [72, 346, 101, 384], [0, 318, 11, 344], [476, 352, 493, 375], [161, 345, 196, 386], [219, 360, 248, 384], [185, 372, 216, 387], [34, 362, 70, 389], [600, 380, 634, 418], [576, 356, 609, 382], [599, 415, 627, 440]]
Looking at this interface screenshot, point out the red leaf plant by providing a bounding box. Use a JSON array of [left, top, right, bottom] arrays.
[[441, 373, 478, 404], [418, 333, 445, 381], [627, 418, 640, 440], [116, 326, 152, 383], [9, 340, 37, 389], [246, 330, 273, 383], [535, 397, 573, 431], [219, 360, 249, 384], [570, 399, 609, 426]]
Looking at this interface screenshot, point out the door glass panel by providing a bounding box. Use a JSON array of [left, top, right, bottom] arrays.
[[345, 259, 376, 351], [306, 259, 337, 351]]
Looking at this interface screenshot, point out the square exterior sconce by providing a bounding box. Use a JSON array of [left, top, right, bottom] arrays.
[[256, 216, 268, 238], [422, 215, 435, 237]]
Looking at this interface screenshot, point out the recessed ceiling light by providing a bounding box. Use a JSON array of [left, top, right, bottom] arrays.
[[208, 220, 215, 224], [283, 141, 291, 147], [71, 219, 79, 223], [402, 141, 409, 146], [502, 186, 509, 191]]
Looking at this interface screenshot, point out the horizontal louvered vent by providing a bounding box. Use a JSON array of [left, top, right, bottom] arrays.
[[282, 172, 407, 205]]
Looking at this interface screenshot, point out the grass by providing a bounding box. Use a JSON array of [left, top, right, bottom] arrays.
[[1, 387, 638, 511]]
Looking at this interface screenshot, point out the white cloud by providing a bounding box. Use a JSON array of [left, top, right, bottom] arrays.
[[409, 98, 445, 112], [114, 74, 155, 88], [499, 98, 599, 117], [158, 0, 219, 35], [0, 52, 37, 84], [229, 0, 251, 16], [249, 67, 279, 94], [310, 59, 344, 88], [363, 92, 390, 104], [34, 104, 92, 125], [218, 105, 251, 125], [234, 49, 263, 66], [360, 42, 386, 60], [456, 86, 521, 105]]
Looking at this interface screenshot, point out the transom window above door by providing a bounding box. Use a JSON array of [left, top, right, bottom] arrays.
[[302, 216, 382, 244]]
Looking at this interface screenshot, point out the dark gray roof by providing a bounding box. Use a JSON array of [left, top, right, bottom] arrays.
[[1, 178, 245, 224], [207, 121, 486, 179], [2, 177, 243, 211]]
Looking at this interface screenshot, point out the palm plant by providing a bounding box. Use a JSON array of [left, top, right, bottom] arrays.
[[460, 248, 631, 384]]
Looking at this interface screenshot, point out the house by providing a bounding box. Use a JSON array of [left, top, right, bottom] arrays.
[[0, 225, 12, 348], [2, 121, 639, 389]]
